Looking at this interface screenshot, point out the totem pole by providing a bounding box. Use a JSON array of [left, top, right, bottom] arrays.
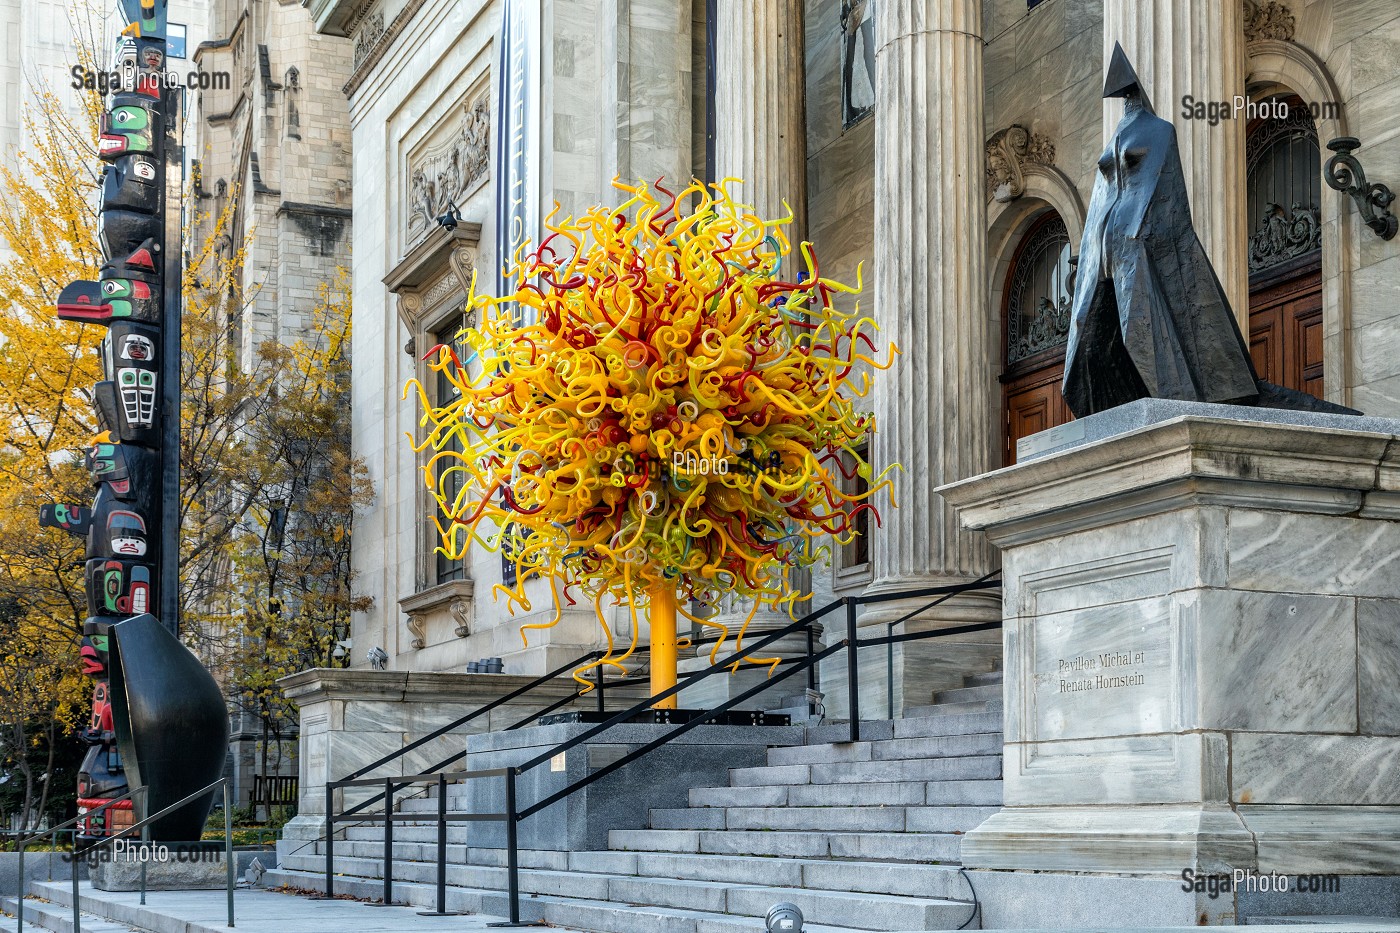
[[40, 0, 228, 843]]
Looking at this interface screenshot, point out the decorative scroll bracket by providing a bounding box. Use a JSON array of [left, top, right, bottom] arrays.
[[1325, 137, 1398, 241]]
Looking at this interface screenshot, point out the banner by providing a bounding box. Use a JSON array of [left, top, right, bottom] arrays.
[[494, 0, 541, 307]]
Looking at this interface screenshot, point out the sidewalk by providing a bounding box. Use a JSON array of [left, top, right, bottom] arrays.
[[8, 879, 548, 933], [2, 879, 1397, 933]]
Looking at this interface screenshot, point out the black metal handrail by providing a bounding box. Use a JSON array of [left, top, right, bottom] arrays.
[[318, 574, 1001, 926], [13, 778, 237, 933]]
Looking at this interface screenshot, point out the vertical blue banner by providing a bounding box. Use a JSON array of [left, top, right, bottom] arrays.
[[494, 0, 540, 308]]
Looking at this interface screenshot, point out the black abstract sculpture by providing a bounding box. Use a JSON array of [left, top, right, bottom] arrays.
[[1063, 44, 1360, 418], [39, 0, 228, 845]]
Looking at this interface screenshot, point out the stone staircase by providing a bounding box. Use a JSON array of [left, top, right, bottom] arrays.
[[266, 669, 1005, 933]]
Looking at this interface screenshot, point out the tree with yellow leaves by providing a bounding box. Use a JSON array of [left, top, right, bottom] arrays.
[[0, 64, 106, 831], [0, 45, 371, 824]]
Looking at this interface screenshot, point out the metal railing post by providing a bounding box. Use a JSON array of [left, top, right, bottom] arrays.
[[16, 831, 24, 933], [436, 773, 447, 914], [71, 833, 80, 933], [805, 627, 816, 694], [140, 821, 148, 905], [594, 664, 605, 714], [382, 777, 395, 905], [845, 597, 861, 743], [324, 781, 335, 898], [224, 781, 235, 928], [505, 769, 520, 924], [887, 620, 896, 721]]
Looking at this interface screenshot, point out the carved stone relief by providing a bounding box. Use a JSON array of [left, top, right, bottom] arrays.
[[408, 97, 491, 243], [986, 125, 1057, 203], [353, 12, 386, 70], [1243, 0, 1295, 43]]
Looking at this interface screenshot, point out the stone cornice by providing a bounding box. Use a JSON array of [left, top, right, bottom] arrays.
[[304, 0, 378, 38], [340, 0, 434, 98], [939, 415, 1400, 547], [383, 223, 481, 293]]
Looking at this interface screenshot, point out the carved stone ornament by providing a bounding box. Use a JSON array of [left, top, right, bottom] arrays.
[[408, 97, 491, 242], [1248, 202, 1320, 272], [450, 244, 477, 299], [406, 613, 427, 650], [353, 11, 386, 70], [1243, 0, 1295, 43], [450, 599, 471, 637], [986, 125, 1057, 203]]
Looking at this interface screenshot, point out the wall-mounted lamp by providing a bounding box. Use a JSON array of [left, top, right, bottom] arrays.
[[1324, 137, 1397, 241], [436, 202, 462, 231]]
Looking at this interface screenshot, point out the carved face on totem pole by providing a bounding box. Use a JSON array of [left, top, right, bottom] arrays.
[[101, 156, 160, 212], [99, 95, 161, 160], [84, 558, 152, 618], [56, 276, 159, 324]]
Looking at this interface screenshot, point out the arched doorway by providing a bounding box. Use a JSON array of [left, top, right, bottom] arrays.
[[1245, 95, 1325, 397], [1000, 211, 1075, 465]]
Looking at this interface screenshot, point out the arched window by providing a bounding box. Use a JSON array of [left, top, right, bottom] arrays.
[[1245, 95, 1324, 398], [1001, 211, 1074, 465]]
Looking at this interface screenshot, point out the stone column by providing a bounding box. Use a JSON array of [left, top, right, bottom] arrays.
[[847, 0, 1000, 718], [714, 0, 807, 238], [869, 0, 997, 606], [1103, 1, 1249, 325], [685, 0, 810, 711]]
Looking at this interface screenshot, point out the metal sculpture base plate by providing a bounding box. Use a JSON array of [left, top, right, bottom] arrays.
[[538, 708, 791, 727]]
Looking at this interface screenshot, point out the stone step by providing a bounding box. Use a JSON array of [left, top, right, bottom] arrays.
[[342, 824, 472, 845], [689, 777, 1003, 808], [1244, 918, 1400, 927], [904, 697, 1004, 717], [263, 861, 973, 931], [608, 828, 962, 861], [0, 896, 135, 933], [285, 839, 981, 903], [646, 804, 997, 834], [650, 807, 729, 829], [964, 669, 1004, 687], [931, 683, 1003, 705], [892, 709, 1004, 738], [869, 732, 1002, 761], [802, 720, 895, 744], [730, 753, 1000, 787], [765, 730, 1001, 766], [565, 850, 971, 900]]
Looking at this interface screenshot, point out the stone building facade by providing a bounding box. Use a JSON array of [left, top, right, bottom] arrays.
[[321, 0, 1400, 715], [189, 0, 354, 804]]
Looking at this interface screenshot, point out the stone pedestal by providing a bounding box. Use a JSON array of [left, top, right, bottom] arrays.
[[939, 402, 1400, 877], [276, 669, 597, 837], [464, 722, 802, 850], [90, 842, 228, 891]]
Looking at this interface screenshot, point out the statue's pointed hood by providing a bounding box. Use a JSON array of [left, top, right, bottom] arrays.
[[1103, 42, 1155, 114]]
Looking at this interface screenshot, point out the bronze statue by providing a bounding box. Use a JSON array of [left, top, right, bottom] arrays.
[[1063, 44, 1358, 417]]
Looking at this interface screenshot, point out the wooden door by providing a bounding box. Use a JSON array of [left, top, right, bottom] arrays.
[[1000, 213, 1074, 466], [1248, 268, 1323, 398]]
